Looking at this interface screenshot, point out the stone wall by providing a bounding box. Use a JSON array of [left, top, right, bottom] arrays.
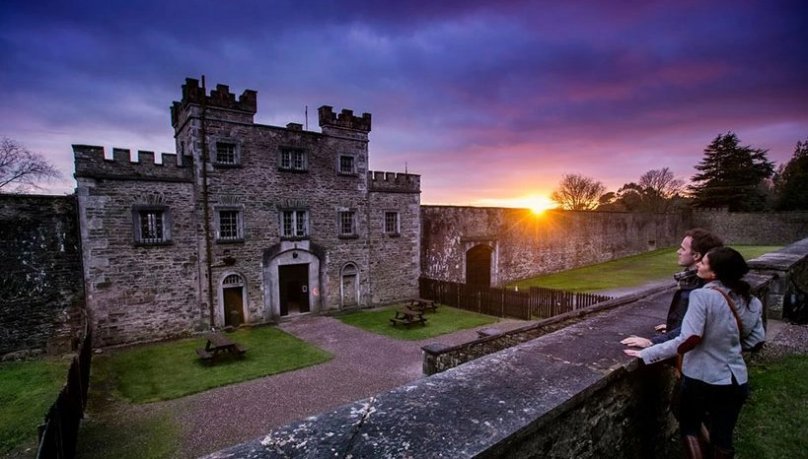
[[693, 209, 808, 245], [0, 195, 84, 356], [422, 206, 690, 285]]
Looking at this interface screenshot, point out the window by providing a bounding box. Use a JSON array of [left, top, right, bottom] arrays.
[[281, 210, 308, 238], [133, 206, 171, 245], [217, 209, 244, 242], [215, 142, 239, 166], [279, 148, 307, 171], [339, 155, 355, 174], [339, 211, 356, 237], [384, 211, 399, 235]]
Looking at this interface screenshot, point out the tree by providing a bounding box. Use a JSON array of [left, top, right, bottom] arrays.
[[689, 132, 774, 211], [0, 137, 60, 192], [596, 167, 685, 213], [775, 139, 808, 210], [551, 173, 605, 211]]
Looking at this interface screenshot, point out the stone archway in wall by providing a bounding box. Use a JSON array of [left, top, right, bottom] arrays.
[[340, 262, 359, 308], [217, 272, 248, 327], [263, 241, 322, 321], [465, 244, 494, 287]]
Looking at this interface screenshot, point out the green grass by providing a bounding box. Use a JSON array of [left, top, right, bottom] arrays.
[[736, 355, 808, 458], [75, 410, 178, 459], [93, 326, 331, 404], [0, 358, 70, 454], [336, 304, 497, 340], [510, 245, 781, 292]]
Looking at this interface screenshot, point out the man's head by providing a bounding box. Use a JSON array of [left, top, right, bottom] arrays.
[[676, 228, 723, 269]]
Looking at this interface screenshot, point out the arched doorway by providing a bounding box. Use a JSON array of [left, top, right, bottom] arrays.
[[466, 245, 492, 287], [341, 263, 358, 307], [221, 273, 246, 327]]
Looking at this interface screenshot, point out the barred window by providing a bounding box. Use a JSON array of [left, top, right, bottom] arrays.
[[339, 211, 356, 236], [217, 209, 244, 242], [215, 142, 238, 165], [133, 206, 171, 245], [279, 148, 307, 171], [339, 155, 355, 174], [281, 210, 308, 238], [384, 211, 399, 234]]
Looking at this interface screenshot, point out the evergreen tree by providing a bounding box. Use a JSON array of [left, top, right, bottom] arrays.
[[689, 132, 774, 211], [775, 139, 808, 210]]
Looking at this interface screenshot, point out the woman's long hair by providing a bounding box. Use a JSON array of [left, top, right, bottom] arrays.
[[705, 247, 752, 302]]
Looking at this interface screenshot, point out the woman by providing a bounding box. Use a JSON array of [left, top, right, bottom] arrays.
[[624, 247, 765, 458]]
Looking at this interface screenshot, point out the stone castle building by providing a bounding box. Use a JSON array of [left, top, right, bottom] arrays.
[[74, 78, 420, 346]]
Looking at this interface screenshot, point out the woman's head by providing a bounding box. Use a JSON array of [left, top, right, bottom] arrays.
[[698, 247, 751, 298]]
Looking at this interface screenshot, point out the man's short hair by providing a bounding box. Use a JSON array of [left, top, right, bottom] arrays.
[[684, 228, 724, 257]]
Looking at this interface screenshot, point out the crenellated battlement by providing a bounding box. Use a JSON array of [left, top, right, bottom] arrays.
[[171, 78, 257, 127], [73, 145, 192, 183], [318, 106, 372, 132], [368, 171, 420, 193]]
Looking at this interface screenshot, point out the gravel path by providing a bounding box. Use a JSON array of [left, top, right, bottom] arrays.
[[150, 315, 528, 458]]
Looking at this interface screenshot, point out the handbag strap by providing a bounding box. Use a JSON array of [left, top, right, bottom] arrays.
[[709, 286, 743, 337]]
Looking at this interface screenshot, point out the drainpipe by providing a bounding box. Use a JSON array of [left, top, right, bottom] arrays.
[[200, 75, 215, 327]]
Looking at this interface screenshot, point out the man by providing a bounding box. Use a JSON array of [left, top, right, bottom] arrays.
[[621, 228, 724, 348]]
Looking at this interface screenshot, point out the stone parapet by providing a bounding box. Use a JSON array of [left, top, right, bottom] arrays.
[[73, 145, 192, 182], [367, 171, 420, 193], [318, 105, 371, 132]]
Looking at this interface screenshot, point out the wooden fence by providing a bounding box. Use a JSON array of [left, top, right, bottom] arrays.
[[419, 278, 613, 320], [36, 313, 92, 459]]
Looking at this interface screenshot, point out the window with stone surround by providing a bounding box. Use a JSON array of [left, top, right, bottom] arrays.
[[281, 209, 308, 239], [214, 141, 240, 166], [279, 148, 307, 172], [338, 210, 357, 238], [216, 208, 244, 242], [132, 205, 171, 245], [384, 211, 400, 236], [338, 155, 355, 175]]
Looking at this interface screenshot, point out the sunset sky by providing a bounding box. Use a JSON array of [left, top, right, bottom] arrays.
[[1, 0, 805, 207]]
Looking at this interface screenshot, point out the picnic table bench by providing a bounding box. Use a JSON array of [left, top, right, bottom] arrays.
[[409, 298, 437, 313], [196, 332, 247, 362], [389, 307, 428, 327]]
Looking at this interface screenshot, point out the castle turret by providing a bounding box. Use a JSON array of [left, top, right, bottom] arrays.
[[318, 106, 371, 141], [171, 78, 257, 130]]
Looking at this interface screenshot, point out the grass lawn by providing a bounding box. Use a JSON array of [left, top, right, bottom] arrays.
[[510, 245, 781, 292], [93, 325, 331, 404], [736, 355, 808, 458], [336, 304, 497, 340], [75, 410, 178, 459], [0, 357, 70, 455]]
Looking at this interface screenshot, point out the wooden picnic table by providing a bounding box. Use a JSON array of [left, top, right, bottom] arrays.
[[409, 298, 437, 313], [196, 332, 247, 362], [390, 306, 427, 327]]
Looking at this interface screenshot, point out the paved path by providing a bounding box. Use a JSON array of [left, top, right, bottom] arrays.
[[156, 314, 528, 458]]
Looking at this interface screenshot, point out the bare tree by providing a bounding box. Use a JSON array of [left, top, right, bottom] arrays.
[[638, 167, 685, 212], [0, 137, 61, 192], [551, 173, 605, 211]]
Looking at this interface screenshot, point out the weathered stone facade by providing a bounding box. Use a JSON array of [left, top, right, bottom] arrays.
[[74, 78, 420, 346], [0, 195, 85, 355], [422, 206, 691, 286]]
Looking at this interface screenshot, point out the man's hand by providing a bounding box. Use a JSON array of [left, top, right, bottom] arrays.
[[620, 336, 653, 348], [654, 323, 667, 332], [624, 349, 642, 357]]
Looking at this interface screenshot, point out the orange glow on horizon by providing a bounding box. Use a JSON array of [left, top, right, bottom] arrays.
[[473, 194, 556, 214]]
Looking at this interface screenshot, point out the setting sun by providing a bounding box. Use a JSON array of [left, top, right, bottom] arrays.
[[526, 195, 555, 214]]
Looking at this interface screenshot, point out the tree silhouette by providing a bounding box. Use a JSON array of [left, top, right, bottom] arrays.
[[775, 139, 808, 210], [551, 174, 605, 211], [0, 137, 60, 193], [689, 132, 773, 211]]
